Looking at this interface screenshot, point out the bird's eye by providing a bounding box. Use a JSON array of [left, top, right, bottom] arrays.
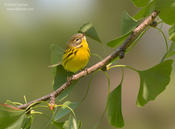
[[75, 38, 80, 42]]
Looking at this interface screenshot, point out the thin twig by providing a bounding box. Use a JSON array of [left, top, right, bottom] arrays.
[[18, 10, 159, 109]]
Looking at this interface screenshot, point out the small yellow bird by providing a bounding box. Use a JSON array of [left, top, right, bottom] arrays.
[[62, 33, 90, 73]]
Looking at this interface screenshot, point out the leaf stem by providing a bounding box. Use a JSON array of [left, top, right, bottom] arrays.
[[93, 71, 111, 129], [31, 105, 48, 110], [55, 104, 76, 119], [24, 96, 28, 104], [103, 71, 111, 95], [153, 26, 169, 53], [108, 64, 138, 72], [93, 107, 107, 129], [80, 71, 98, 104]]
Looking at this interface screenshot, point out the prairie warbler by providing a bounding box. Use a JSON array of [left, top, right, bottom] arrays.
[[62, 33, 90, 72]]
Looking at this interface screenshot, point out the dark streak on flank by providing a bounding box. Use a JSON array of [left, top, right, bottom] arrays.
[[74, 50, 78, 55]]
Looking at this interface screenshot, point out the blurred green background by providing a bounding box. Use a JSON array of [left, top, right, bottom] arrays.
[[0, 0, 175, 129]]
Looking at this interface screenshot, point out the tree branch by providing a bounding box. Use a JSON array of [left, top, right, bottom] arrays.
[[18, 10, 159, 109]]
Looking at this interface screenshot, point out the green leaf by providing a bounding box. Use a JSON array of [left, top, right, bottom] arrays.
[[107, 11, 139, 48], [53, 65, 68, 91], [0, 104, 25, 129], [50, 44, 64, 74], [7, 114, 25, 129], [53, 121, 64, 129], [163, 42, 175, 60], [106, 84, 124, 128], [155, 0, 175, 25], [134, 1, 156, 20], [121, 11, 139, 35], [137, 60, 173, 106], [55, 101, 78, 121], [50, 44, 64, 65], [79, 23, 101, 43], [21, 115, 32, 129], [169, 25, 175, 42], [5, 100, 23, 107], [53, 65, 76, 101], [63, 115, 80, 129], [107, 31, 131, 48], [134, 8, 146, 20], [131, 0, 150, 7]]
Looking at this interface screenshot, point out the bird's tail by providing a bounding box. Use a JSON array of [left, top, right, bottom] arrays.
[[48, 63, 61, 68]]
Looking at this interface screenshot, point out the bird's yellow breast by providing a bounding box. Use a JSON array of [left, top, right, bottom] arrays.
[[62, 38, 90, 73]]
